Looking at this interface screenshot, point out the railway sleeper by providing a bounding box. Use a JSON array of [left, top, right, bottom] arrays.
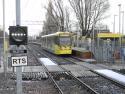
[[11, 72, 48, 81]]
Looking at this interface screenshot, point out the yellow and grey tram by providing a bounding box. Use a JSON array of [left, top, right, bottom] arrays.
[[41, 32, 72, 55]]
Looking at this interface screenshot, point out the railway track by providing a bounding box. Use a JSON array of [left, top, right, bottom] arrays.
[[29, 43, 125, 94], [79, 74, 125, 94], [26, 45, 41, 66], [28, 44, 98, 94]]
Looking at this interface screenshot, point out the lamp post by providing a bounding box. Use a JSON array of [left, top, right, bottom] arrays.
[[121, 11, 124, 35], [118, 4, 121, 34], [113, 15, 117, 33]]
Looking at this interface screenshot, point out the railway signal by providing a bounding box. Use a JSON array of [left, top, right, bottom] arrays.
[[9, 25, 28, 46]]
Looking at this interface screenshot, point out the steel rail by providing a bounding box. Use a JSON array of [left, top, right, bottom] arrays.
[[70, 55, 125, 89], [91, 70, 125, 89], [30, 43, 125, 94], [68, 55, 125, 90], [68, 72, 99, 94], [29, 44, 99, 94], [27, 45, 64, 94]]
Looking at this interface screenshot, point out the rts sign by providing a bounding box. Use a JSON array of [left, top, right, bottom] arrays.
[[11, 56, 27, 66]]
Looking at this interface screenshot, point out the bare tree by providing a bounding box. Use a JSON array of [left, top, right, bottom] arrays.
[[44, 1, 59, 34], [64, 7, 71, 31], [69, 0, 110, 37], [43, 0, 71, 34]]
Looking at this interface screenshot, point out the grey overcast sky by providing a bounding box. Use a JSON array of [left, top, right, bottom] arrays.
[[0, 0, 125, 36]]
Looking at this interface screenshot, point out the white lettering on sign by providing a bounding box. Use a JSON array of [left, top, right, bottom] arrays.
[[11, 56, 27, 66]]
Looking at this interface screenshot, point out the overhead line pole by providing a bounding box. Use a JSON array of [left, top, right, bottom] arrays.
[[121, 11, 124, 36], [118, 4, 122, 63], [3, 0, 7, 78], [118, 4, 121, 34], [121, 11, 124, 65], [16, 0, 22, 94]]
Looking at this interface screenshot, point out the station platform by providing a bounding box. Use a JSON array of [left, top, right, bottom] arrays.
[[93, 69, 125, 87], [72, 47, 96, 63]]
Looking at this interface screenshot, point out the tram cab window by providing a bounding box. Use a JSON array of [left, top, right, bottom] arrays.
[[59, 37, 71, 45]]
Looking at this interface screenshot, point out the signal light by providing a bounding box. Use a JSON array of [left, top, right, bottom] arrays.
[[9, 26, 28, 46]]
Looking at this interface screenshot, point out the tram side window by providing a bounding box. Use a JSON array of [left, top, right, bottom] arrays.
[[54, 37, 59, 45], [51, 37, 54, 45], [50, 37, 53, 47], [44, 38, 45, 45]]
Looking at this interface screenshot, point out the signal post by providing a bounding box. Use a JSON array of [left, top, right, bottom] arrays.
[[9, 25, 28, 94], [9, 0, 28, 94]]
